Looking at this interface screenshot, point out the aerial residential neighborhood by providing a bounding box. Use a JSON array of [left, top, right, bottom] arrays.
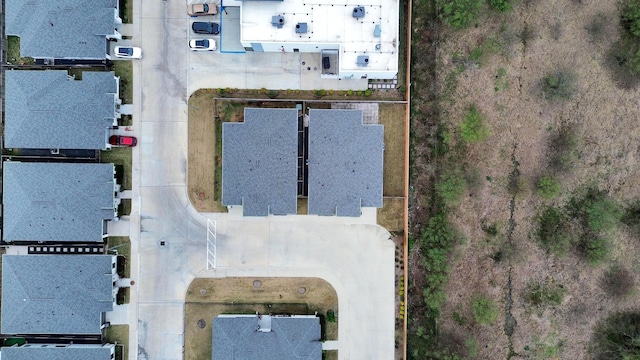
[[0, 0, 403, 359], [2, 0, 640, 359]]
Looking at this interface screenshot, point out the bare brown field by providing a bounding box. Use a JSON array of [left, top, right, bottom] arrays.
[[184, 277, 339, 360], [432, 1, 640, 359], [380, 103, 407, 197]]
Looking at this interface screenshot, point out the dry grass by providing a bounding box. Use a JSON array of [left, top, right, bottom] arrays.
[[184, 277, 338, 360], [297, 197, 309, 214], [188, 91, 227, 212], [379, 103, 407, 197], [433, 0, 640, 359], [378, 197, 405, 232]]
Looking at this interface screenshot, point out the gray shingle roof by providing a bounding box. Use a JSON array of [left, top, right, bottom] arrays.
[[307, 109, 384, 216], [1, 345, 114, 360], [222, 108, 299, 216], [5, 70, 117, 150], [212, 315, 321, 360], [6, 0, 118, 59], [2, 162, 116, 243], [1, 255, 114, 335]]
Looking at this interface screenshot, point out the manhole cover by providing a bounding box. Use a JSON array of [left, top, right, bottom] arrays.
[[253, 280, 262, 289], [298, 287, 307, 294], [200, 288, 207, 295], [197, 319, 206, 328]]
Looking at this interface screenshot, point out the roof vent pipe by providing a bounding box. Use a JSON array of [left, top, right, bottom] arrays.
[[352, 6, 365, 18]]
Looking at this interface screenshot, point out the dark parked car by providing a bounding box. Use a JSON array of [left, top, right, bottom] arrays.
[[192, 22, 220, 35], [109, 135, 137, 147]]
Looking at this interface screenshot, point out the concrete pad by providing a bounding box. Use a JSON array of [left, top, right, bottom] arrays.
[[106, 304, 130, 325], [137, 303, 185, 360], [107, 219, 131, 237], [220, 7, 244, 53]]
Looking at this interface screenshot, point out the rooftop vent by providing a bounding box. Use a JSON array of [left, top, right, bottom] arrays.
[[352, 6, 365, 18], [272, 15, 285, 28], [374, 24, 381, 37], [357, 55, 369, 67], [295, 23, 308, 33]]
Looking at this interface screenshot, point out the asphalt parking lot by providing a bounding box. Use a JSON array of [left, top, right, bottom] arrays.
[[126, 0, 396, 359]]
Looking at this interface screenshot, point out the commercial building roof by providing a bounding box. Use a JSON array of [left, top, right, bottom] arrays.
[[5, 70, 118, 150], [307, 109, 383, 216], [222, 108, 299, 216], [2, 162, 116, 243], [1, 345, 114, 360], [212, 315, 321, 360], [6, 0, 118, 59], [1, 255, 114, 335], [240, 0, 398, 75]]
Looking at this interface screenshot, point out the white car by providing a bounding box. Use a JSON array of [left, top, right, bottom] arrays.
[[114, 46, 142, 59], [189, 39, 217, 51]]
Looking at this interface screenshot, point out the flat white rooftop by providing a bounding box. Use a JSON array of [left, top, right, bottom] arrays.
[[240, 0, 399, 74]]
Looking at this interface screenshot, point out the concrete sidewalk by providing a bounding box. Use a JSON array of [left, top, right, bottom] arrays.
[[107, 218, 130, 237]]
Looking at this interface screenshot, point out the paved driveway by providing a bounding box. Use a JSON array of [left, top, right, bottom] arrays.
[[127, 1, 395, 359]]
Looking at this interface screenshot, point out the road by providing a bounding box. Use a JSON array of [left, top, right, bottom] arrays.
[[125, 0, 396, 359]]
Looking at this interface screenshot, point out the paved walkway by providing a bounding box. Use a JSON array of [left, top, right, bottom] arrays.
[[322, 341, 339, 350]]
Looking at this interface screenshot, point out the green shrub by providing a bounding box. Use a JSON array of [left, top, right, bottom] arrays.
[[435, 171, 467, 206], [541, 70, 576, 101], [585, 13, 607, 42], [537, 176, 561, 199], [591, 311, 640, 359], [465, 337, 479, 358], [346, 90, 353, 96], [548, 124, 579, 172], [326, 309, 337, 323], [585, 197, 621, 232], [471, 294, 498, 325], [489, 0, 511, 12], [600, 266, 635, 298], [537, 207, 573, 257], [622, 200, 640, 227], [364, 89, 372, 97], [419, 213, 456, 318], [613, 37, 640, 75], [314, 89, 326, 97], [580, 234, 610, 265], [525, 281, 565, 308], [569, 190, 622, 233], [437, 0, 482, 29], [620, 0, 640, 37], [460, 106, 489, 143]]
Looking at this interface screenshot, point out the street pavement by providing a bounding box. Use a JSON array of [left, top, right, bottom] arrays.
[[125, 0, 396, 359]]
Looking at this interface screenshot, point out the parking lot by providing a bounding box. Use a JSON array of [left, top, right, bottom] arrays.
[[125, 0, 396, 359]]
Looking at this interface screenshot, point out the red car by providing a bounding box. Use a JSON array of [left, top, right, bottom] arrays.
[[109, 135, 137, 147]]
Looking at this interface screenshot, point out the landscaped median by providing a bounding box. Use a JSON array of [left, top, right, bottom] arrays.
[[184, 277, 338, 360]]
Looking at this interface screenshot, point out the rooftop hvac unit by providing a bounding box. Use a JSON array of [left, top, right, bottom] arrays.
[[352, 6, 365, 18], [357, 55, 369, 67], [272, 15, 285, 28], [295, 23, 308, 33]]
